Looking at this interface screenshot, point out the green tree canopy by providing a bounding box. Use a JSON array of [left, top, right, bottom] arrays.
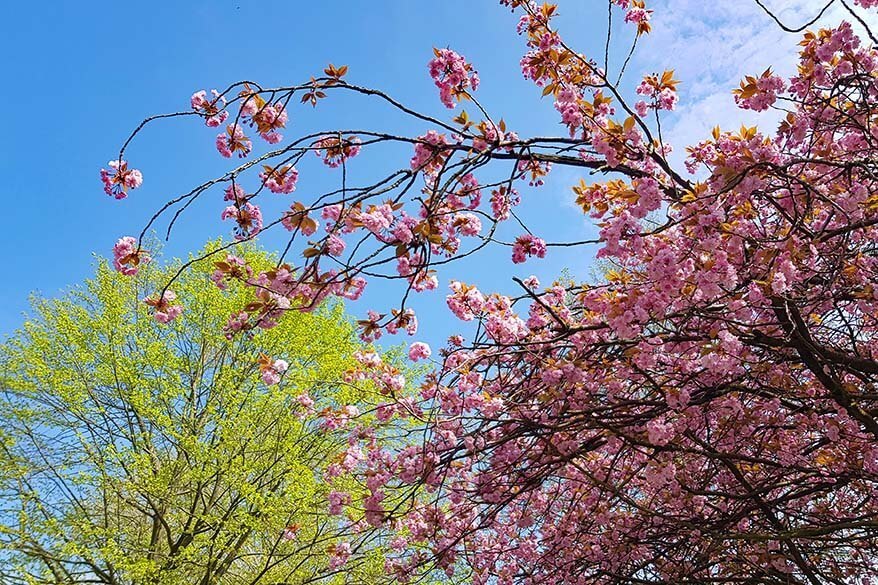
[[0, 243, 390, 585]]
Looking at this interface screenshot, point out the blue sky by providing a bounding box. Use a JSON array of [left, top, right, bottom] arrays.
[[1, 0, 871, 346]]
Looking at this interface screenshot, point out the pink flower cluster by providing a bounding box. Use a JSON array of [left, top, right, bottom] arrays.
[[555, 87, 584, 137], [328, 542, 351, 570], [328, 490, 351, 515], [453, 212, 482, 237], [216, 124, 252, 158], [619, 0, 652, 34], [112, 236, 148, 276], [190, 89, 228, 127], [511, 234, 547, 264], [634, 71, 679, 117], [260, 358, 289, 386], [734, 69, 786, 111], [428, 48, 480, 108], [241, 96, 289, 144], [144, 290, 182, 324], [446, 281, 487, 321], [212, 91, 289, 157], [224, 184, 248, 205], [410, 130, 449, 177], [259, 164, 299, 194], [100, 159, 143, 199], [314, 135, 362, 167], [221, 202, 263, 240], [490, 186, 520, 220], [408, 342, 432, 362]]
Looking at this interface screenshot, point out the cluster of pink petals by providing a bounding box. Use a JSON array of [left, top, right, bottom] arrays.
[[453, 212, 482, 236], [328, 542, 351, 570], [734, 70, 786, 111], [326, 233, 346, 256], [221, 202, 263, 240], [328, 490, 351, 515], [208, 92, 290, 158], [223, 183, 248, 205], [190, 89, 229, 127], [428, 48, 480, 108], [410, 130, 449, 176], [555, 87, 584, 136], [624, 6, 650, 25], [261, 358, 288, 386], [634, 74, 678, 117], [112, 236, 148, 276], [511, 234, 547, 263], [250, 102, 288, 144], [216, 124, 252, 158], [446, 281, 487, 321], [490, 186, 520, 220], [100, 159, 143, 199], [407, 342, 432, 362], [259, 164, 299, 194], [144, 290, 182, 324], [314, 135, 362, 167]]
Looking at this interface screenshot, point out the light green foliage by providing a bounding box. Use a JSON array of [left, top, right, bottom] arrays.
[[0, 243, 388, 585]]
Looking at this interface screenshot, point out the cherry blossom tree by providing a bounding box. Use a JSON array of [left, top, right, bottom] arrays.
[[102, 0, 878, 583]]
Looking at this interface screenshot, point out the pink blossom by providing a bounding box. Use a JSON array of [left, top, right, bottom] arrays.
[[511, 234, 547, 264], [100, 159, 143, 199], [358, 204, 394, 235], [734, 70, 786, 112], [144, 290, 182, 324], [454, 213, 482, 236], [447, 281, 486, 321], [223, 184, 248, 205], [624, 5, 652, 32], [251, 102, 288, 143], [297, 392, 314, 409], [190, 89, 228, 127], [314, 135, 362, 167], [221, 202, 263, 240], [646, 418, 674, 446], [328, 490, 351, 515], [338, 277, 367, 301], [259, 164, 299, 194], [328, 542, 351, 569], [216, 124, 251, 158], [408, 342, 432, 362], [223, 311, 249, 338], [112, 236, 148, 276], [522, 275, 540, 290], [410, 130, 449, 175], [322, 204, 342, 222], [490, 186, 520, 220], [260, 357, 288, 386], [429, 48, 480, 108], [327, 233, 346, 256]]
